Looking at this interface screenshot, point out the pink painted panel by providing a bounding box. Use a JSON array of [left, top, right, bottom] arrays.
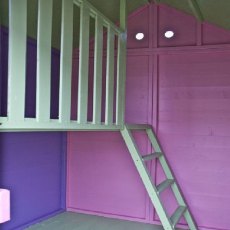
[[158, 4, 197, 47], [157, 52, 230, 229], [0, 189, 10, 223], [125, 55, 150, 124], [203, 22, 230, 45], [67, 132, 148, 219], [127, 6, 150, 49]]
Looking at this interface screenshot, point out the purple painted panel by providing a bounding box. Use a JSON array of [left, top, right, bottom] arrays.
[[158, 4, 197, 47], [25, 39, 37, 118], [0, 132, 65, 230], [0, 27, 8, 117]]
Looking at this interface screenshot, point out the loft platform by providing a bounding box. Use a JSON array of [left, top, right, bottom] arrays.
[[0, 0, 126, 131]]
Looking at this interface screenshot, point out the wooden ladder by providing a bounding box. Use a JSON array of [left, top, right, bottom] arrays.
[[121, 124, 197, 230]]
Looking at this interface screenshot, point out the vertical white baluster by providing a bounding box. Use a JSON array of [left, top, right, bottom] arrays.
[[93, 16, 103, 124], [36, 0, 53, 122], [8, 0, 27, 122], [59, 0, 73, 123], [116, 0, 127, 126], [105, 26, 115, 125], [78, 2, 90, 124]]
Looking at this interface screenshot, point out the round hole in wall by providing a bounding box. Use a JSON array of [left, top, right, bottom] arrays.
[[135, 32, 145, 40], [164, 30, 175, 39]]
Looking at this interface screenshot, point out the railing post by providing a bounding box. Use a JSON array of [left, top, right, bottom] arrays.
[[105, 26, 115, 125], [116, 0, 127, 126], [8, 0, 27, 122], [78, 1, 90, 124], [36, 0, 53, 122], [59, 0, 74, 123], [93, 16, 103, 124]]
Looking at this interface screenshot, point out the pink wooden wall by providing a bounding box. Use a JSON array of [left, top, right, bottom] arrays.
[[67, 3, 230, 230]]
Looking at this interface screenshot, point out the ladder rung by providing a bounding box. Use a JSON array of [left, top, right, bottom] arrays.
[[171, 206, 187, 227], [126, 124, 152, 130], [142, 152, 162, 161], [156, 179, 174, 194]]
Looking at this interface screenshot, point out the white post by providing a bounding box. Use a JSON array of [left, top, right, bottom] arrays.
[[78, 2, 90, 124], [8, 0, 27, 122], [36, 0, 53, 122], [105, 26, 115, 125], [116, 0, 127, 126], [59, 0, 74, 123], [93, 16, 103, 124]]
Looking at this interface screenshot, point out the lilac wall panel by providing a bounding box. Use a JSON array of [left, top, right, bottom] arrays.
[[0, 27, 8, 117], [0, 132, 66, 230]]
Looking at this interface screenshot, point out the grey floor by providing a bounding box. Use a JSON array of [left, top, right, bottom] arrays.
[[26, 212, 166, 230]]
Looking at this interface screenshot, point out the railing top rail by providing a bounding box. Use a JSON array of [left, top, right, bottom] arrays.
[[74, 0, 124, 35]]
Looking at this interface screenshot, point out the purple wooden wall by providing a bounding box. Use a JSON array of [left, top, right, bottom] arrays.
[[0, 27, 66, 230], [67, 3, 230, 230]]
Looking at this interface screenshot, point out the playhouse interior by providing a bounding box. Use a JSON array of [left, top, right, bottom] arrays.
[[1, 0, 230, 230]]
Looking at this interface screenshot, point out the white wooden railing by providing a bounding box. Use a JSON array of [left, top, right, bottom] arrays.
[[0, 0, 127, 131]]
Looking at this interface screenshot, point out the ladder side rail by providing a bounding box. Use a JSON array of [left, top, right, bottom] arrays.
[[121, 127, 174, 230], [36, 0, 53, 122], [59, 0, 74, 123], [146, 128, 198, 230]]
